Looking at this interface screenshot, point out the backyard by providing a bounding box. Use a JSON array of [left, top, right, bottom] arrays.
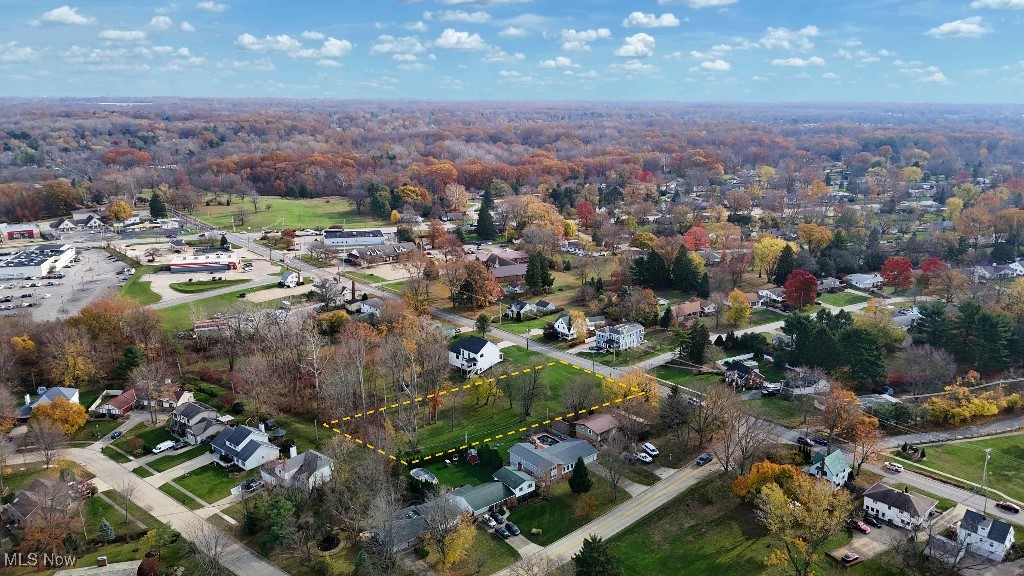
[[170, 463, 260, 504], [507, 475, 629, 546], [819, 291, 870, 307], [195, 196, 383, 230], [743, 396, 817, 429], [890, 434, 1024, 502]]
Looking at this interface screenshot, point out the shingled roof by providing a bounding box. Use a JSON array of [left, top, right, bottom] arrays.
[[864, 482, 938, 517]]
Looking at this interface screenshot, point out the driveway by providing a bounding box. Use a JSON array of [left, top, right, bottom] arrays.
[[833, 523, 898, 562], [505, 534, 544, 556]]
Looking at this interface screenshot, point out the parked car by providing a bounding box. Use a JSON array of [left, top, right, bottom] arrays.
[[642, 442, 660, 456], [864, 515, 882, 528], [884, 462, 903, 473], [151, 440, 176, 454], [841, 552, 860, 563], [19, 294, 31, 298], [634, 452, 653, 464], [695, 453, 713, 466], [796, 436, 813, 447], [848, 519, 871, 534], [489, 511, 505, 525], [243, 478, 265, 493], [995, 501, 1021, 514], [41, 294, 51, 299], [481, 515, 497, 529], [505, 522, 521, 536], [172, 440, 189, 450], [495, 526, 511, 539], [813, 437, 830, 446], [110, 430, 123, 440]]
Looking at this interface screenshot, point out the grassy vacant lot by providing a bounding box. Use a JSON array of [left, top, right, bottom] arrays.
[[112, 423, 174, 454], [172, 464, 260, 504], [819, 291, 870, 307], [743, 396, 816, 429], [195, 196, 382, 230], [498, 312, 561, 335], [652, 365, 722, 393], [148, 445, 210, 473], [158, 284, 280, 333], [71, 418, 123, 442], [120, 264, 161, 305], [169, 278, 249, 294], [892, 434, 1024, 502], [508, 475, 629, 546], [607, 476, 864, 576]]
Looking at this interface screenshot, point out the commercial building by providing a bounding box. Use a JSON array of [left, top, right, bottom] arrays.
[[169, 252, 240, 273], [0, 223, 40, 241], [0, 244, 76, 279], [322, 229, 387, 247]]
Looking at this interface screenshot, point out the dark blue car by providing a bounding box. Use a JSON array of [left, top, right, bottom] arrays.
[[110, 430, 123, 440]]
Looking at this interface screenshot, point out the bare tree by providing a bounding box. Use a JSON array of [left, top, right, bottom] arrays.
[[131, 363, 174, 425], [309, 279, 347, 311], [506, 555, 571, 576], [362, 481, 404, 576], [301, 328, 332, 408], [188, 519, 232, 576], [420, 491, 466, 561], [687, 386, 733, 448], [248, 190, 260, 213], [25, 418, 68, 468], [116, 478, 138, 524], [598, 435, 629, 502], [561, 377, 604, 415], [887, 345, 956, 395]]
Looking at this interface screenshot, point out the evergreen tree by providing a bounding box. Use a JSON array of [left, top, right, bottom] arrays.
[[676, 328, 693, 357], [573, 535, 623, 576], [688, 322, 710, 365], [672, 245, 698, 292], [220, 234, 229, 247], [774, 244, 797, 286], [659, 306, 673, 328], [115, 345, 144, 381], [148, 191, 168, 218], [369, 189, 392, 219], [525, 252, 553, 294], [568, 456, 593, 494], [697, 272, 711, 298], [975, 311, 1013, 373], [839, 327, 886, 388], [476, 188, 497, 241], [643, 251, 672, 289], [98, 518, 116, 542]]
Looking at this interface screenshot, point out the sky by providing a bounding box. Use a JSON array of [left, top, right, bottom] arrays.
[[1, 0, 1024, 102]]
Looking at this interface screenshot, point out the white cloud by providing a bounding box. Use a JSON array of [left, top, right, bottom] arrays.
[[539, 56, 576, 68], [196, 1, 228, 12], [658, 0, 736, 7], [690, 43, 731, 59], [610, 59, 655, 73], [760, 25, 820, 51], [623, 12, 680, 28], [406, 21, 428, 32], [228, 57, 274, 71], [370, 35, 426, 57], [481, 50, 524, 63], [0, 42, 42, 63], [29, 5, 96, 26], [560, 28, 612, 51], [823, 72, 840, 79], [970, 0, 1024, 7], [99, 29, 148, 42], [691, 59, 731, 71], [437, 10, 491, 23], [316, 59, 341, 67], [771, 56, 824, 67], [235, 33, 351, 59], [499, 26, 528, 38], [498, 70, 532, 82], [615, 33, 656, 57], [301, 31, 324, 40], [180, 21, 196, 32], [149, 16, 173, 30], [925, 17, 991, 38], [392, 53, 418, 61], [321, 37, 352, 57], [434, 28, 488, 50], [919, 71, 949, 83]]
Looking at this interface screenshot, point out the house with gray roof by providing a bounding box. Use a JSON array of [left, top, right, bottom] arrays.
[[451, 482, 515, 516], [168, 401, 225, 445], [803, 449, 851, 489], [863, 482, 937, 529], [492, 466, 536, 498], [211, 425, 279, 471], [16, 387, 79, 420], [957, 509, 1015, 561], [509, 437, 598, 484], [594, 322, 645, 351], [261, 449, 334, 490]]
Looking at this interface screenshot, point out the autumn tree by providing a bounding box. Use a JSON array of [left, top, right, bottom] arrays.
[[818, 386, 860, 446], [725, 288, 751, 326], [457, 260, 500, 308], [880, 257, 913, 290], [106, 199, 133, 222], [797, 223, 832, 255], [731, 461, 801, 501], [44, 328, 97, 386], [783, 270, 817, 310], [32, 397, 88, 436], [851, 415, 883, 473], [754, 235, 788, 279], [955, 206, 994, 253]]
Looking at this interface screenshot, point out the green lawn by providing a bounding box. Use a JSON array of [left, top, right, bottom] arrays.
[[195, 196, 383, 230], [577, 328, 678, 367], [158, 284, 279, 334], [101, 489, 163, 531], [169, 279, 249, 294], [120, 264, 161, 305], [508, 475, 629, 546], [112, 423, 174, 454], [652, 365, 722, 393], [743, 396, 817, 429], [622, 465, 662, 486], [102, 446, 133, 464], [71, 418, 123, 442], [172, 464, 259, 505], [343, 271, 389, 284], [274, 416, 325, 452], [134, 467, 154, 478], [758, 362, 787, 383], [496, 312, 561, 335], [890, 435, 1024, 502], [425, 459, 499, 488], [83, 495, 144, 540], [748, 307, 786, 327], [148, 445, 210, 473], [819, 291, 870, 307], [890, 483, 955, 512], [159, 482, 206, 510]]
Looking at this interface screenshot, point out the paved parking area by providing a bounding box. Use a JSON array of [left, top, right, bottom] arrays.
[[0, 246, 124, 322]]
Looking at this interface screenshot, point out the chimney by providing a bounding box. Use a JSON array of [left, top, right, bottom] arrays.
[[258, 422, 266, 433], [289, 445, 298, 458]]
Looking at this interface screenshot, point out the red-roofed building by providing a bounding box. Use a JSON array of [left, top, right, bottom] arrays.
[[97, 389, 137, 417]]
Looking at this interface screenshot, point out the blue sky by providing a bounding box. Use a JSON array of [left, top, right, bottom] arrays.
[[1, 0, 1023, 102]]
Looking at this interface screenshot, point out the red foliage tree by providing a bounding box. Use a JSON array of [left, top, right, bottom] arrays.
[[682, 225, 710, 252], [784, 269, 818, 310], [575, 200, 596, 229], [920, 256, 947, 275], [880, 256, 913, 290]]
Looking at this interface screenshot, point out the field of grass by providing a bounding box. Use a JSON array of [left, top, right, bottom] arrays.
[[134, 467, 154, 478], [157, 284, 279, 334], [497, 312, 561, 335], [159, 482, 206, 509], [622, 464, 662, 486], [343, 271, 389, 284], [757, 362, 787, 383], [148, 445, 210, 473], [607, 476, 861, 576], [169, 278, 249, 294], [743, 396, 816, 429], [891, 434, 1024, 502], [71, 418, 123, 442], [426, 459, 499, 488], [508, 475, 629, 546], [652, 365, 722, 393], [819, 291, 870, 307], [748, 307, 787, 326], [273, 416, 325, 452], [194, 196, 383, 230], [120, 264, 161, 305], [112, 423, 174, 454], [172, 464, 259, 504]]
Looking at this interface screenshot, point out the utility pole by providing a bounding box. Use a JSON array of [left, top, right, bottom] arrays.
[[982, 448, 992, 515]]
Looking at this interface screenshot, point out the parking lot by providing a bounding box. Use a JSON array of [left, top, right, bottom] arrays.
[[0, 246, 124, 322]]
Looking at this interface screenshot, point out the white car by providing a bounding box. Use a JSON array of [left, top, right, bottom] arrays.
[[884, 462, 904, 473], [634, 452, 653, 464], [481, 515, 497, 529], [40, 294, 51, 299], [642, 442, 660, 457]]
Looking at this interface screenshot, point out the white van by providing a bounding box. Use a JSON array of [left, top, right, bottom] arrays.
[[884, 461, 904, 473], [152, 440, 176, 454]]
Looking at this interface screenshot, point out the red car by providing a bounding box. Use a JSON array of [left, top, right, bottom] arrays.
[[848, 519, 871, 534]]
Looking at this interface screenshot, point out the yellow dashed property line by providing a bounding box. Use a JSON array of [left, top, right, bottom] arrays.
[[547, 362, 556, 366]]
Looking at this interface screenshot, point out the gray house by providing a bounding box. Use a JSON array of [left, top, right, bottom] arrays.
[[509, 437, 598, 484], [169, 401, 225, 445]]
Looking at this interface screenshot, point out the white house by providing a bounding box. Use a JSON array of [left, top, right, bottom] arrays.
[[803, 449, 851, 489], [505, 300, 537, 320], [757, 288, 785, 304], [360, 298, 386, 318], [957, 509, 1015, 562], [260, 450, 334, 490], [595, 323, 645, 351], [211, 425, 280, 471], [16, 387, 80, 420], [156, 218, 181, 230], [846, 273, 884, 290], [492, 466, 536, 498], [448, 336, 504, 375], [863, 483, 938, 530]]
